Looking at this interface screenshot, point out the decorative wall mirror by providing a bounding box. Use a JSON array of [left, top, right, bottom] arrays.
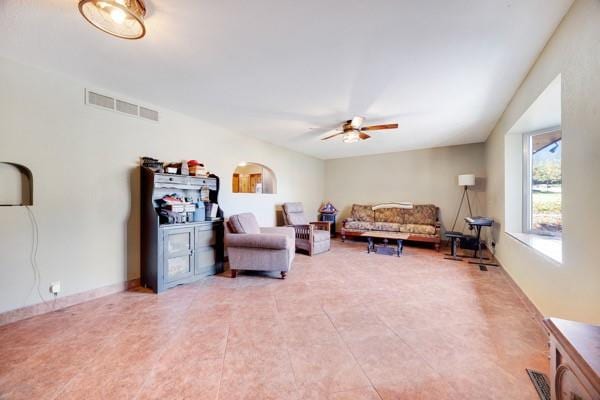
[[232, 162, 277, 194]]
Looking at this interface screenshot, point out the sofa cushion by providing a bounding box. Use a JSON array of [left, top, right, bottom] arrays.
[[351, 204, 374, 222], [374, 208, 405, 224], [373, 222, 402, 232], [404, 205, 437, 225], [344, 220, 374, 230], [313, 230, 330, 243], [228, 213, 260, 234], [399, 224, 437, 235]]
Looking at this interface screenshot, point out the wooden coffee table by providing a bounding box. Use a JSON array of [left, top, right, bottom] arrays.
[[361, 231, 409, 256]]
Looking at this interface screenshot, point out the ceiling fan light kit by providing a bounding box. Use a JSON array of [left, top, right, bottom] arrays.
[[350, 116, 364, 129], [343, 131, 360, 143], [78, 0, 146, 39]]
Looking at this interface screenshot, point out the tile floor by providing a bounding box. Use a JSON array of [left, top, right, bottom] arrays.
[[0, 239, 549, 399]]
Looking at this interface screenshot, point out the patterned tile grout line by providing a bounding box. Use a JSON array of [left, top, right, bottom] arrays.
[[214, 325, 229, 400], [321, 305, 384, 400], [47, 312, 136, 400], [273, 294, 302, 397], [130, 291, 200, 400]]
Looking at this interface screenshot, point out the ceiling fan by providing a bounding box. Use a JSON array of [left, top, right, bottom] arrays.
[[320, 116, 399, 143]]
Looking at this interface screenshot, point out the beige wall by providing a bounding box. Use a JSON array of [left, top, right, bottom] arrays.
[[485, 0, 600, 323], [0, 57, 324, 314], [325, 143, 487, 234]]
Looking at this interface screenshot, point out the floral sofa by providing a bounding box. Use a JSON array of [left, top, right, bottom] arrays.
[[341, 204, 441, 250]]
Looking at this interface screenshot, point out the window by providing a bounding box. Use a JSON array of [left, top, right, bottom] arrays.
[[523, 129, 562, 236], [232, 162, 277, 194], [504, 75, 562, 262]]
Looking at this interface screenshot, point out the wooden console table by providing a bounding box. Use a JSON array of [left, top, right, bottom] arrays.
[[544, 318, 600, 400]]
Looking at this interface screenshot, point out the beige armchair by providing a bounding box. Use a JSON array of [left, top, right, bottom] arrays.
[[282, 202, 331, 256], [225, 213, 295, 279]]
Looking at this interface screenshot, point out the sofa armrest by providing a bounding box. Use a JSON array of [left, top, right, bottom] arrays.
[[225, 233, 291, 250], [310, 221, 330, 231]]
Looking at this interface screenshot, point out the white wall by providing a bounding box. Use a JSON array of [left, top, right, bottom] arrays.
[[485, 0, 600, 323], [325, 143, 487, 233], [0, 57, 325, 314]]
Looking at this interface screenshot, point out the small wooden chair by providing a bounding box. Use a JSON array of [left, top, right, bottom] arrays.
[[282, 202, 331, 256]]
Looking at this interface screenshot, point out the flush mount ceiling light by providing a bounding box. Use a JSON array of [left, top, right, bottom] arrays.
[[78, 0, 146, 39]]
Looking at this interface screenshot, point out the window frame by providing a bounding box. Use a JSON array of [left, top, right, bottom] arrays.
[[522, 126, 562, 237]]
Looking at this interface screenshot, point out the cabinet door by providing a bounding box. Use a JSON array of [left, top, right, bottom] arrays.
[[556, 365, 594, 400], [195, 225, 216, 274], [163, 227, 194, 283]]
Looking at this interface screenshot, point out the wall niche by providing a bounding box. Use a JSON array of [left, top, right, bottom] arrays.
[[0, 162, 33, 206], [232, 162, 277, 194]]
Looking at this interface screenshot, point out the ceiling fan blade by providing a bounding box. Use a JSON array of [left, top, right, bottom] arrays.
[[320, 131, 343, 141], [360, 123, 399, 131], [358, 132, 371, 140]]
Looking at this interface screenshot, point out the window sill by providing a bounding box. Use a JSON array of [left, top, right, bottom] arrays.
[[506, 232, 562, 264]]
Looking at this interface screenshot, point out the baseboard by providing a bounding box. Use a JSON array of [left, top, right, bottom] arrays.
[[493, 253, 548, 334], [0, 278, 140, 327]]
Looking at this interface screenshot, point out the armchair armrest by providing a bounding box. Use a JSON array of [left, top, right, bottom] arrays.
[[290, 224, 313, 241], [225, 233, 291, 250], [260, 226, 295, 240], [310, 221, 330, 231]]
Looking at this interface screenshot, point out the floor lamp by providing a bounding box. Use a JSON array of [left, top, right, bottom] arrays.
[[445, 174, 475, 261], [450, 174, 475, 231]]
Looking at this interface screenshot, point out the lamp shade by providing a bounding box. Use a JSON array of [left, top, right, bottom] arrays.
[[79, 0, 146, 39], [458, 174, 476, 187]]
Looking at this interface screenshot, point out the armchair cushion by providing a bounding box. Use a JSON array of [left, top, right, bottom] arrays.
[[260, 226, 296, 240], [313, 230, 330, 243], [283, 202, 309, 225], [225, 233, 291, 250], [283, 202, 304, 213], [228, 213, 260, 234]]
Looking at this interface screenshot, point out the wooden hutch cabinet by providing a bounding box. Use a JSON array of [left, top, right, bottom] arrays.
[[544, 318, 600, 400], [141, 167, 224, 293]]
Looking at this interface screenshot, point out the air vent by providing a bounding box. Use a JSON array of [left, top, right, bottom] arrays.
[[84, 89, 159, 122], [87, 91, 115, 110], [116, 99, 138, 116], [139, 106, 159, 122]]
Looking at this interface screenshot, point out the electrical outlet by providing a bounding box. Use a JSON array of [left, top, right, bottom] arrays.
[[49, 281, 61, 295]]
